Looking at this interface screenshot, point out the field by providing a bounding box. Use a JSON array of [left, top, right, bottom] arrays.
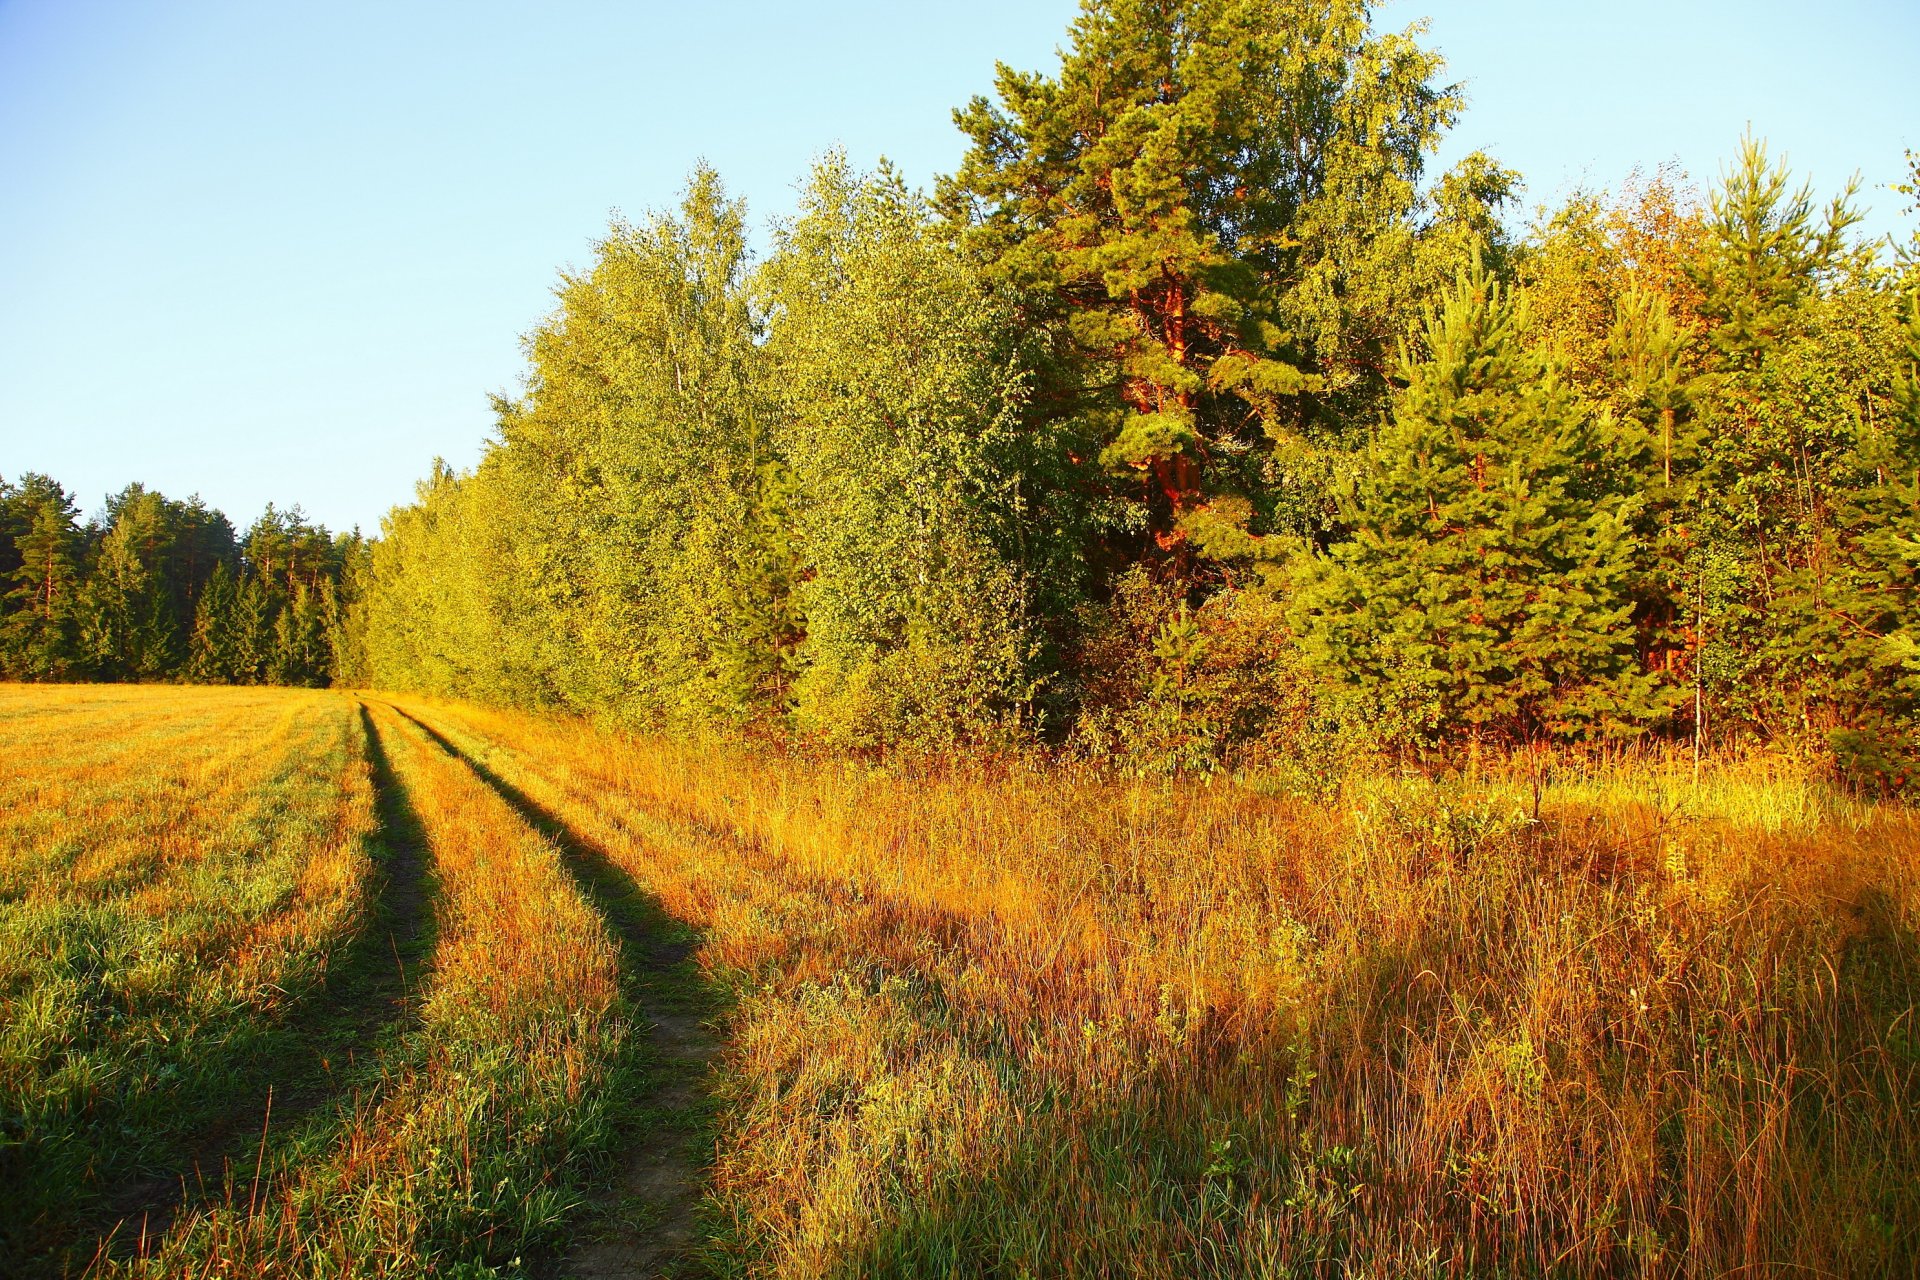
[[2, 684, 1916, 1278]]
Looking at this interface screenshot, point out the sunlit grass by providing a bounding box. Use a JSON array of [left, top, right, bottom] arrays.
[[0, 685, 375, 1271], [411, 696, 1920, 1279], [6, 684, 1914, 1277], [121, 700, 629, 1279]]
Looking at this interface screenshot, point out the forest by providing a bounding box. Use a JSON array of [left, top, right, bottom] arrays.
[[0, 476, 365, 687], [7, 0, 1919, 791]]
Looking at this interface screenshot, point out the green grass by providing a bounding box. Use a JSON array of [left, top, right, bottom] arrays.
[[0, 687, 377, 1272]]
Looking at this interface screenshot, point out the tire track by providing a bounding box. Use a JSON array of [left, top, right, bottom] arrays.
[[383, 703, 716, 1280]]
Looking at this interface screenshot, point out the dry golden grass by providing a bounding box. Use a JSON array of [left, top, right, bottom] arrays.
[[0, 684, 375, 1269], [403, 696, 1920, 1279], [7, 683, 1916, 1278], [118, 698, 629, 1278]]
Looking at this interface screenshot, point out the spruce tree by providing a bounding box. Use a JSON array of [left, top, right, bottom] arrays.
[[1293, 258, 1670, 745], [1606, 285, 1704, 691], [1682, 140, 1877, 737], [78, 520, 151, 680], [324, 536, 371, 689], [188, 561, 238, 683], [1791, 288, 1920, 790], [230, 575, 272, 684], [2, 480, 84, 680], [269, 582, 328, 686]]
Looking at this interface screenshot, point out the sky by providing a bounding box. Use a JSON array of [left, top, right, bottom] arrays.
[[2, 0, 1915, 537]]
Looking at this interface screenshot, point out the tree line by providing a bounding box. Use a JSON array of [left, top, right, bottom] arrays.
[[0, 474, 367, 687], [359, 1, 1920, 789], [15, 0, 1916, 790]]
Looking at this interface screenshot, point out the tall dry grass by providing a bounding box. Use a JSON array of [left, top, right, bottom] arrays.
[[8, 682, 1912, 1277], [409, 697, 1920, 1279]]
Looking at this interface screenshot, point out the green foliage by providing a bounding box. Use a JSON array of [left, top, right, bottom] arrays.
[[1774, 286, 1920, 792], [364, 460, 551, 707], [144, 6, 1913, 780], [1, 475, 85, 679], [363, 160, 1042, 751], [5, 10, 1916, 795], [1691, 135, 1860, 371], [1660, 142, 1918, 783], [1073, 566, 1368, 780], [763, 157, 1035, 747], [366, 170, 771, 721], [711, 463, 808, 719], [75, 486, 235, 680], [0, 475, 357, 688], [940, 0, 1516, 560], [510, 167, 766, 720], [1292, 257, 1671, 745]]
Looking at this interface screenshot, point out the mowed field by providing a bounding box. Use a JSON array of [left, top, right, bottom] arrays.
[[2, 686, 1917, 1279]]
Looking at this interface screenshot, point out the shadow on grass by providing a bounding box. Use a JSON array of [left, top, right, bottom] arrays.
[[56, 702, 442, 1275], [822, 877, 1920, 1280], [383, 703, 722, 1279]]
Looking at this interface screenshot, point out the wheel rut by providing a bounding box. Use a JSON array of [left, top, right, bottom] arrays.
[[88, 702, 437, 1267], [384, 704, 717, 1280]]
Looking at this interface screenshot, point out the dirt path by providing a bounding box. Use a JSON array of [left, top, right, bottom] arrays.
[[561, 913, 715, 1280], [386, 704, 717, 1279], [90, 703, 437, 1264]]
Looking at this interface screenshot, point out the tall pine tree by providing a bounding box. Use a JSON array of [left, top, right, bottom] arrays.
[[941, 0, 1513, 563]]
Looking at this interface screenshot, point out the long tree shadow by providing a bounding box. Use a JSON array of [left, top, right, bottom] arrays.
[[384, 703, 722, 1279], [74, 702, 441, 1274]]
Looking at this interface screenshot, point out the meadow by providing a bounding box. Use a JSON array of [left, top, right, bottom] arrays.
[[2, 683, 1916, 1278]]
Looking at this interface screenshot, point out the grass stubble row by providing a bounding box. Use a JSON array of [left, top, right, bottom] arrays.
[[0, 686, 376, 1268], [406, 697, 1920, 1279], [114, 700, 629, 1277]]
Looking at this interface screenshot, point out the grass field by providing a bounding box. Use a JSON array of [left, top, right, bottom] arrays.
[[2, 684, 1916, 1278]]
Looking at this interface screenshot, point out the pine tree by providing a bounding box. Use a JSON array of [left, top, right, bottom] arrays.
[[1293, 257, 1670, 745], [941, 0, 1514, 560], [2, 479, 85, 680], [1691, 135, 1858, 373]]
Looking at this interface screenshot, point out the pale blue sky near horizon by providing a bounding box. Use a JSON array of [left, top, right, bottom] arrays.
[[2, 1, 1915, 537]]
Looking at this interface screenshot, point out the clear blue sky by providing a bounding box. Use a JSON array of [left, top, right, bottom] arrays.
[[3, 1, 1915, 537]]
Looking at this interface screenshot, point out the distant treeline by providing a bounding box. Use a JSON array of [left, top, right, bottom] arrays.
[[357, 1, 1920, 788], [0, 476, 366, 687]]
